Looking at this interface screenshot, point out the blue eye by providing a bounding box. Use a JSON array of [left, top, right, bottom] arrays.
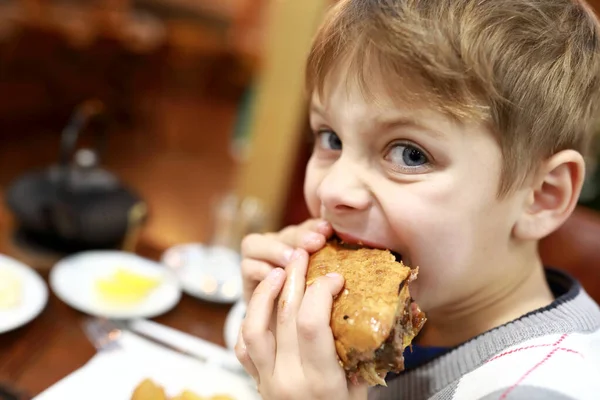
[[317, 130, 342, 151], [386, 144, 429, 167]]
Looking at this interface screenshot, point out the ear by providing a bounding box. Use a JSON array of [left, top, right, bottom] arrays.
[[514, 150, 586, 240]]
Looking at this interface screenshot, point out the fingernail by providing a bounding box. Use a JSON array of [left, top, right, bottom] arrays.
[[283, 248, 294, 262], [326, 272, 342, 280], [291, 249, 305, 261], [304, 232, 322, 246], [317, 220, 330, 231]]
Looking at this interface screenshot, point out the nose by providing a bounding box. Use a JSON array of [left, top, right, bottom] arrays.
[[317, 159, 372, 213]]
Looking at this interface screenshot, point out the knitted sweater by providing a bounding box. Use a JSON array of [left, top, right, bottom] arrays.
[[370, 269, 600, 400]]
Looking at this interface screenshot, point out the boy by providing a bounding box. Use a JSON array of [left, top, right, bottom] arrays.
[[235, 0, 600, 399]]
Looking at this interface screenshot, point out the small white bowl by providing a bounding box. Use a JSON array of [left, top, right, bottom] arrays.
[[161, 243, 242, 304]]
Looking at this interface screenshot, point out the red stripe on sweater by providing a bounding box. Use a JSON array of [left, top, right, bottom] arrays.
[[498, 347, 560, 399], [492, 334, 585, 399]]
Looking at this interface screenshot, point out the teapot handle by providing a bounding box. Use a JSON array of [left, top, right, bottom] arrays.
[[58, 99, 109, 186]]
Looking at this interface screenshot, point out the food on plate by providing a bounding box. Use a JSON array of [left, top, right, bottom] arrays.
[[131, 379, 167, 400], [171, 390, 205, 400], [0, 267, 22, 310], [95, 267, 162, 306], [306, 238, 427, 386], [131, 379, 235, 400]]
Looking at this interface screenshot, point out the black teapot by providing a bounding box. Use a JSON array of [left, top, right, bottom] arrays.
[[5, 100, 147, 253]]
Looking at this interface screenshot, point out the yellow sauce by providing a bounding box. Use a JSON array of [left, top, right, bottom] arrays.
[[96, 268, 161, 306]]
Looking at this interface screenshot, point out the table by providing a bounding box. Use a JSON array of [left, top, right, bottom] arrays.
[[0, 211, 234, 397]]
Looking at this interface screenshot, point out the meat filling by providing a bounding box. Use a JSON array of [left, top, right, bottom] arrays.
[[341, 268, 426, 387], [346, 284, 426, 386], [373, 297, 426, 372]]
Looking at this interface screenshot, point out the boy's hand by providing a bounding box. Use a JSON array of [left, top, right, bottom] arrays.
[[240, 219, 333, 304], [235, 249, 368, 400]]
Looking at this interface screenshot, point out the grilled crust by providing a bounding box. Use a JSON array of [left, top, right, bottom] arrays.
[[306, 240, 413, 370]]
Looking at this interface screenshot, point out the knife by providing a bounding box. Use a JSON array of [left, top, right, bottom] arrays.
[[115, 319, 248, 377]]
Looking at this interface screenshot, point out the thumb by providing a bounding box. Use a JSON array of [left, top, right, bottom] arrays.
[[323, 272, 345, 296]]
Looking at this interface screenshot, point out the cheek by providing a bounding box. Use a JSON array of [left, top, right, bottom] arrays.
[[383, 177, 507, 307], [303, 160, 322, 218]]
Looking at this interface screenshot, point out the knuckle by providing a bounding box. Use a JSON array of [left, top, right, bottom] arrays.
[[240, 233, 260, 256], [241, 326, 261, 349], [296, 313, 320, 342], [234, 341, 250, 364], [240, 259, 260, 279]]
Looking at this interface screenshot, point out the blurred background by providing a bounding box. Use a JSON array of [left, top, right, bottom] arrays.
[[0, 0, 598, 274], [0, 0, 325, 267], [0, 3, 333, 394]]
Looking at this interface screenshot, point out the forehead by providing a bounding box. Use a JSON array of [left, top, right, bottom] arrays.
[[309, 72, 460, 138], [308, 49, 490, 128], [310, 62, 418, 113]]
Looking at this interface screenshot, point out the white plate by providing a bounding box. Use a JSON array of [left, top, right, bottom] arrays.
[[161, 243, 243, 304], [224, 300, 246, 351], [0, 254, 48, 334], [34, 331, 259, 400], [49, 251, 182, 319]]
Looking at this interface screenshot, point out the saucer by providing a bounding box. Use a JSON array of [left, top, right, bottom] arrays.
[[0, 254, 48, 334], [50, 251, 182, 319], [161, 243, 242, 304]]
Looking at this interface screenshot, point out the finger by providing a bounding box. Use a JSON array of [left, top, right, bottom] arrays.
[[242, 268, 286, 374], [241, 233, 294, 267], [301, 218, 333, 237], [241, 259, 274, 303], [234, 326, 259, 383], [297, 273, 346, 379], [275, 249, 309, 359], [279, 221, 331, 253]]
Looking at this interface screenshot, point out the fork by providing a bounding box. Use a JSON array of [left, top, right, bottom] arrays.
[[82, 317, 123, 352], [81, 317, 257, 389]]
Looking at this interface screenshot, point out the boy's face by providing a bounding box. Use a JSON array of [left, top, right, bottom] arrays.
[[304, 74, 531, 313]]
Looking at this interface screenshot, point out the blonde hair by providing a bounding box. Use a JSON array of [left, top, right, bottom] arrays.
[[306, 0, 600, 194]]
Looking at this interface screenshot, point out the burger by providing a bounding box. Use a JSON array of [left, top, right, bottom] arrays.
[[306, 238, 426, 386]]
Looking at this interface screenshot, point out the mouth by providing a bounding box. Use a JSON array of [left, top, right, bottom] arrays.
[[333, 231, 403, 263]]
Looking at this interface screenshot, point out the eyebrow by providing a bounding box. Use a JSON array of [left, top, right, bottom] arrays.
[[376, 115, 446, 140], [310, 102, 446, 140]]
